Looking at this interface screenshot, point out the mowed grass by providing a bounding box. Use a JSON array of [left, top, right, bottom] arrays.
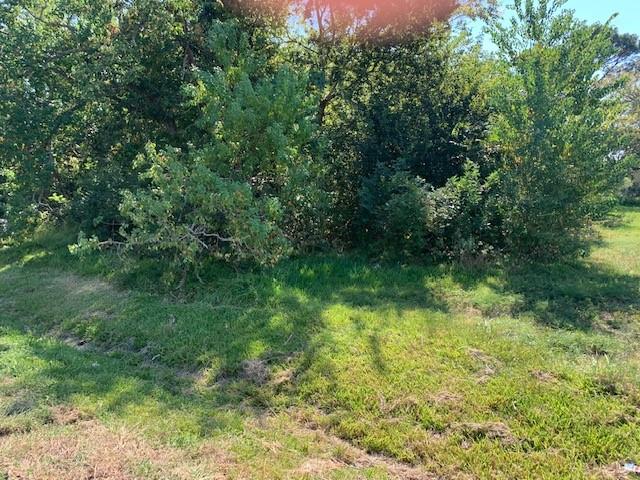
[[1, 208, 639, 479]]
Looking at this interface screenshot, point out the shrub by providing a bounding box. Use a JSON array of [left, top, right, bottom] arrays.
[[361, 162, 491, 259], [112, 18, 326, 269], [119, 145, 290, 268], [621, 169, 640, 205], [426, 162, 494, 260], [374, 168, 432, 257]]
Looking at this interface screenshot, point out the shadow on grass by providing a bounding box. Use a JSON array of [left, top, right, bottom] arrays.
[[499, 261, 640, 330], [0, 329, 252, 442], [2, 225, 639, 360], [0, 244, 455, 441], [0, 210, 639, 441]]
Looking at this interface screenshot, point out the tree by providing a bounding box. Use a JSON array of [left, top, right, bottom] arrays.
[[285, 1, 492, 244], [117, 16, 326, 269], [487, 0, 631, 257], [0, 0, 292, 235], [0, 0, 206, 234]]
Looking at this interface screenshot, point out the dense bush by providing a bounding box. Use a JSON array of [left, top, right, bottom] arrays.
[[120, 145, 290, 267], [315, 31, 495, 246], [361, 162, 491, 259], [0, 0, 636, 270], [117, 18, 327, 268], [0, 0, 205, 235]]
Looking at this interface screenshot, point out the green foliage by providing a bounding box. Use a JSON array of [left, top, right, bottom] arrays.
[[487, 0, 631, 258], [310, 30, 494, 245], [0, 0, 634, 267], [0, 0, 206, 235], [430, 162, 495, 259], [360, 166, 432, 256], [117, 17, 325, 268], [362, 162, 491, 259], [119, 146, 290, 267], [619, 72, 640, 204], [187, 20, 329, 250]]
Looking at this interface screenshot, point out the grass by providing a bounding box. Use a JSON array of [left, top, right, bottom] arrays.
[[1, 208, 639, 479]]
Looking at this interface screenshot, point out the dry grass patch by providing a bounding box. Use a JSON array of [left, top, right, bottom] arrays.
[[468, 347, 502, 384], [590, 462, 632, 479], [0, 420, 235, 480], [530, 369, 560, 384], [48, 405, 90, 426], [288, 410, 440, 480], [429, 391, 463, 406]]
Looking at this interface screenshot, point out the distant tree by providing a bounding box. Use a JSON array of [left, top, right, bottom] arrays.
[[609, 30, 640, 73]]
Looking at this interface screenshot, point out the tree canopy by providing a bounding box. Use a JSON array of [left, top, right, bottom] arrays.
[[1, 0, 637, 271]]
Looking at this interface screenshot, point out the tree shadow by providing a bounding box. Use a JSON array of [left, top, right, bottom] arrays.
[[441, 255, 639, 331], [499, 260, 640, 330], [0, 330, 251, 441], [1, 212, 639, 444], [0, 250, 454, 441]]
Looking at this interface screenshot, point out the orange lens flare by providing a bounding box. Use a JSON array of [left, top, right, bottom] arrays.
[[232, 0, 461, 39]]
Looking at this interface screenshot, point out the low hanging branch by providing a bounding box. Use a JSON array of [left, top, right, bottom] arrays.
[[187, 224, 239, 247]]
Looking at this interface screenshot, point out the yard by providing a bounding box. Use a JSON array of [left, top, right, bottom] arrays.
[[1, 208, 639, 479]]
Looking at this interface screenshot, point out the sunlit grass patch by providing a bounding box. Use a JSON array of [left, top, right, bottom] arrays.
[[0, 208, 639, 478]]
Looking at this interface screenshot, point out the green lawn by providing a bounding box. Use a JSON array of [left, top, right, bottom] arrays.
[[1, 209, 639, 479]]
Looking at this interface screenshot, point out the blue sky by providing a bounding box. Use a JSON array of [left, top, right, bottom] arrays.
[[565, 0, 639, 34], [466, 0, 639, 51]]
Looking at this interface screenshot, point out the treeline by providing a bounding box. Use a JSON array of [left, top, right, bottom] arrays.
[[1, 0, 638, 270]]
